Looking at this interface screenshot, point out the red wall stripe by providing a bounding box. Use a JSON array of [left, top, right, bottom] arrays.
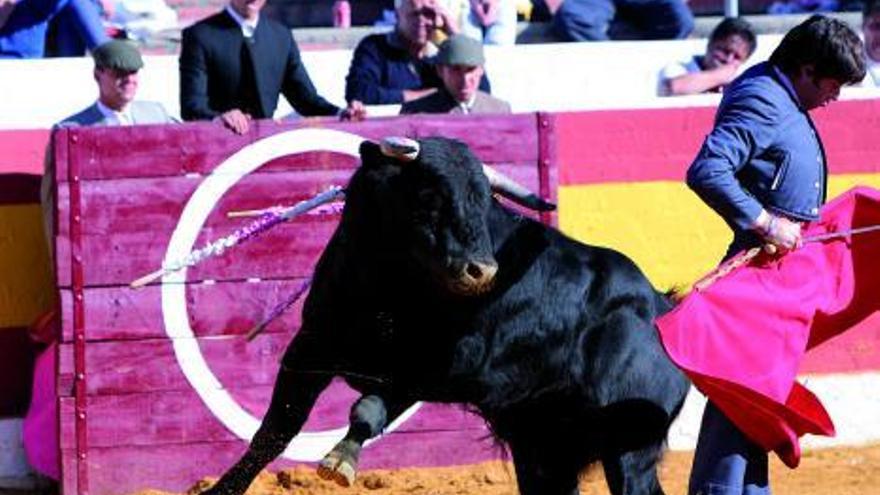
[[558, 99, 880, 186], [0, 130, 49, 175]]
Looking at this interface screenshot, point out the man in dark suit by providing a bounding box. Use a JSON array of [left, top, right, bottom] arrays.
[[179, 0, 364, 134], [401, 34, 510, 115]]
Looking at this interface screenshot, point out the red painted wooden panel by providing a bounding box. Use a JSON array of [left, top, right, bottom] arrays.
[[52, 116, 551, 495], [58, 387, 485, 449], [53, 164, 540, 288], [59, 279, 310, 342], [55, 165, 538, 237], [60, 429, 501, 495], [58, 334, 290, 396], [55, 116, 538, 182]]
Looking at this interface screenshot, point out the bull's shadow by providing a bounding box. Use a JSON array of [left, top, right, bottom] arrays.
[[201, 137, 690, 495]]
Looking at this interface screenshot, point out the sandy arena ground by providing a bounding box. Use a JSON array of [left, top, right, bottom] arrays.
[[124, 443, 880, 495]]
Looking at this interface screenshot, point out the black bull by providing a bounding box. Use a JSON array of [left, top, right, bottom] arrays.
[[203, 137, 690, 495]]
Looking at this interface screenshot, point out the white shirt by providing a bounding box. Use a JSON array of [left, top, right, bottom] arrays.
[[657, 56, 702, 95], [224, 4, 258, 38], [458, 94, 477, 114], [96, 100, 133, 126], [863, 59, 880, 87], [660, 55, 702, 81]]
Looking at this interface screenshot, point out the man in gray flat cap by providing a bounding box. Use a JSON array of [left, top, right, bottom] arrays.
[[43, 40, 175, 261], [401, 34, 510, 115], [58, 39, 175, 126]]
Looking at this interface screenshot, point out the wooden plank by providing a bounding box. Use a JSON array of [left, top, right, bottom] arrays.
[[60, 429, 500, 495], [56, 116, 537, 182], [54, 164, 541, 288], [56, 169, 353, 237], [59, 279, 310, 343], [55, 165, 538, 237], [58, 386, 486, 449], [58, 334, 291, 396], [403, 113, 539, 164], [56, 221, 337, 288]]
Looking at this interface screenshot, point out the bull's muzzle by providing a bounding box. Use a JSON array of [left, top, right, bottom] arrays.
[[449, 260, 499, 295]]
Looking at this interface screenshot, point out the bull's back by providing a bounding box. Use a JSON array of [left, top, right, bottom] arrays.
[[484, 207, 686, 413]]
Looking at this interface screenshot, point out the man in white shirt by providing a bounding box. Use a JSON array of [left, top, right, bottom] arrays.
[[659, 17, 757, 96], [863, 0, 880, 86], [180, 0, 365, 134]]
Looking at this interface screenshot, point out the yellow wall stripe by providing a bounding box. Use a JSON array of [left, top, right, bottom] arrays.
[[0, 204, 54, 329], [558, 174, 880, 290]]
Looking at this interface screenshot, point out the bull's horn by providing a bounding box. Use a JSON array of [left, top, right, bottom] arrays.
[[380, 137, 420, 162], [482, 164, 556, 212]]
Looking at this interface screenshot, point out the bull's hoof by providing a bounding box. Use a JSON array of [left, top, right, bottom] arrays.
[[316, 439, 360, 487]]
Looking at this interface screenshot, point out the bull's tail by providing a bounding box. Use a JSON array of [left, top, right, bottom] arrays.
[[654, 287, 684, 316]]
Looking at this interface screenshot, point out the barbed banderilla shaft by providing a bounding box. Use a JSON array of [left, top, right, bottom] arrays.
[[128, 186, 346, 289], [801, 223, 880, 243], [245, 277, 312, 341], [693, 223, 880, 292]]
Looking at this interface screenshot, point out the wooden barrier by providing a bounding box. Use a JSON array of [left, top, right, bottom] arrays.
[[52, 115, 558, 495]]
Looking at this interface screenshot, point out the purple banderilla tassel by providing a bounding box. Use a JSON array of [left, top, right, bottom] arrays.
[[129, 186, 345, 288], [246, 277, 313, 341]]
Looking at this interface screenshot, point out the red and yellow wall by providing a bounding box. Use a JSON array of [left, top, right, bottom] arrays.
[[555, 103, 880, 292], [0, 129, 53, 416], [1, 101, 879, 416]]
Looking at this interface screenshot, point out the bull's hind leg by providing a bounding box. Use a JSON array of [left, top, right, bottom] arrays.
[[601, 443, 666, 495], [201, 368, 331, 495], [510, 445, 580, 495], [317, 395, 415, 487]]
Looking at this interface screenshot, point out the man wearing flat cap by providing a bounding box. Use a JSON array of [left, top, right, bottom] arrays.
[[44, 40, 174, 260], [57, 39, 175, 126], [401, 34, 510, 115]]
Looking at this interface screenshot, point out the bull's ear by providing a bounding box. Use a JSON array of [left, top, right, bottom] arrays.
[[359, 140, 384, 167]]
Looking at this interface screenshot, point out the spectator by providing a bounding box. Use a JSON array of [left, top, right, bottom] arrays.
[[767, 0, 838, 15], [107, 0, 178, 42], [179, 0, 365, 135], [452, 0, 519, 45], [58, 39, 174, 126], [384, 0, 519, 46], [659, 17, 757, 96], [864, 0, 880, 85], [42, 39, 175, 256], [345, 0, 490, 105], [401, 34, 511, 113], [542, 0, 693, 41], [45, 0, 109, 57], [0, 0, 109, 58]]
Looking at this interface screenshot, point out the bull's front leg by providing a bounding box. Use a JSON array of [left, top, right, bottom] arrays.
[[317, 394, 415, 487], [201, 366, 332, 495]]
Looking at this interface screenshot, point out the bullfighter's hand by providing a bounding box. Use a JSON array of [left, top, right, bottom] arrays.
[[754, 210, 802, 253]]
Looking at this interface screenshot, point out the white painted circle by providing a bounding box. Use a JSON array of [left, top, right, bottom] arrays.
[[161, 128, 421, 461]]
